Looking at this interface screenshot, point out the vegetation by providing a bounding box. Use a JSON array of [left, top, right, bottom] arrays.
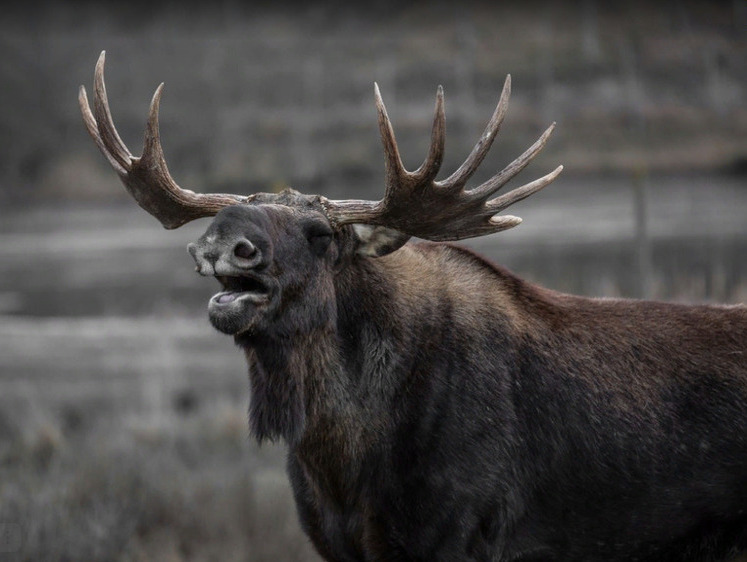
[[0, 399, 318, 561]]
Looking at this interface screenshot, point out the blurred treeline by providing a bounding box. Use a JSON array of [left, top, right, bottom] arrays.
[[1, 0, 745, 207]]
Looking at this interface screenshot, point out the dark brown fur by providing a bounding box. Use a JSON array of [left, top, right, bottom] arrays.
[[189, 202, 747, 561]]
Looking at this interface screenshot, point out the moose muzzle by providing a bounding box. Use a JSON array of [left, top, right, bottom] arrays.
[[188, 235, 264, 276]]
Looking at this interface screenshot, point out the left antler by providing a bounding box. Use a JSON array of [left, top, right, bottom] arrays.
[[322, 76, 563, 241], [79, 51, 250, 229]]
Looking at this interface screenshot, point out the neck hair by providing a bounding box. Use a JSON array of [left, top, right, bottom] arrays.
[[239, 327, 341, 445], [234, 254, 403, 447]]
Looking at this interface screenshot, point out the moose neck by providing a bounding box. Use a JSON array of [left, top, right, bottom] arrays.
[[240, 326, 341, 445], [234, 251, 413, 449]]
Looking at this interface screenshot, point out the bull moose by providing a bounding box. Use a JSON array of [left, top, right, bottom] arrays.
[[79, 52, 747, 561]]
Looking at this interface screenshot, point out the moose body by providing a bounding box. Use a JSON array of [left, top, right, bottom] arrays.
[[80, 52, 747, 561], [232, 228, 747, 561]]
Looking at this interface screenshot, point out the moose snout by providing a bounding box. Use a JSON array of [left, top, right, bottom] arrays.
[[188, 236, 264, 276]]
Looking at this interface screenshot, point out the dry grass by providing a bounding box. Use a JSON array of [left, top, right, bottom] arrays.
[[0, 403, 319, 562]]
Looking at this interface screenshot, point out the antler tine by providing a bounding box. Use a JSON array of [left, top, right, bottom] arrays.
[[411, 86, 446, 184], [374, 83, 407, 190], [79, 86, 127, 175], [469, 122, 556, 201], [80, 51, 249, 229], [141, 83, 176, 177], [324, 79, 563, 242], [487, 165, 564, 215], [437, 74, 511, 191], [92, 51, 132, 170]]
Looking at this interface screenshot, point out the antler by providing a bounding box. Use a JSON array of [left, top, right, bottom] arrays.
[[79, 51, 250, 229], [80, 53, 560, 239], [322, 76, 563, 241]]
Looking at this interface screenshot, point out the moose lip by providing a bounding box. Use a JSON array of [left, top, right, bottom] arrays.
[[211, 275, 271, 306]]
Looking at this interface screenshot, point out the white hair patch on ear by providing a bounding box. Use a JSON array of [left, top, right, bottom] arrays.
[[353, 225, 410, 258]]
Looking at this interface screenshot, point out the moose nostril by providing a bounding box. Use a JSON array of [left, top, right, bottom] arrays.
[[234, 240, 258, 260]]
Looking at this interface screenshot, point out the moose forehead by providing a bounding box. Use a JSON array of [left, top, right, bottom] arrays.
[[246, 188, 326, 213], [205, 189, 329, 232], [197, 189, 335, 246]]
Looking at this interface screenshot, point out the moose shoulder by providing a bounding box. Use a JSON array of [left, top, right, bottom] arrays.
[[80, 52, 747, 561]]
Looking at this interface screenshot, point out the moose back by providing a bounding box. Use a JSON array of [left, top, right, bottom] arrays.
[[80, 52, 747, 561]]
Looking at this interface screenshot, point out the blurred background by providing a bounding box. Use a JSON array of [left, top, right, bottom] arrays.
[[0, 1, 745, 560]]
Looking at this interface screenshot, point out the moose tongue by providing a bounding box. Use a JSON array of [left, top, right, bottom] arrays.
[[218, 292, 238, 304]]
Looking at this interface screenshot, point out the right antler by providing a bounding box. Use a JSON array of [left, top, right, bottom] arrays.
[[322, 76, 563, 241], [79, 51, 251, 229]]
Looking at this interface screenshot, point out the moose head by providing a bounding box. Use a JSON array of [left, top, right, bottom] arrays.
[[79, 51, 561, 342]]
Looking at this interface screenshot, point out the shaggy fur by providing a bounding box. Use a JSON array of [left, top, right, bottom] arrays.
[[190, 201, 747, 561]]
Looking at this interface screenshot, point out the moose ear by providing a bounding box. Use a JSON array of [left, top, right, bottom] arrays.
[[353, 225, 410, 258]]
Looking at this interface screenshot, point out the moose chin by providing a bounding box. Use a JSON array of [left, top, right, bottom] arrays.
[[80, 51, 747, 561]]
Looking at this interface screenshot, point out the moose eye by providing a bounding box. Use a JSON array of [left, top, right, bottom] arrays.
[[305, 222, 333, 256]]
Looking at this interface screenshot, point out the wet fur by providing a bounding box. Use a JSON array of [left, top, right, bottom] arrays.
[[233, 238, 747, 561]]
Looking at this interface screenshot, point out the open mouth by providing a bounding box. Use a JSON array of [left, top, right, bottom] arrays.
[[212, 274, 272, 306]]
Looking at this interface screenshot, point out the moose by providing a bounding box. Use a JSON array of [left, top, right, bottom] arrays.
[[80, 52, 747, 561]]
